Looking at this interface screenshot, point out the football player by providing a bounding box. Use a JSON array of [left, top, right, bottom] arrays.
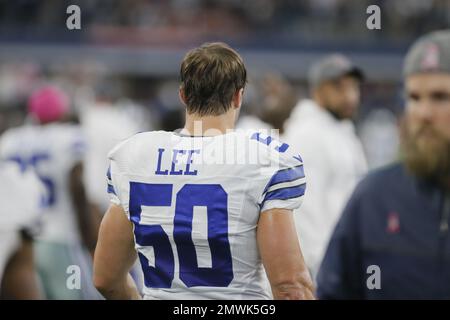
[[0, 85, 99, 299], [93, 43, 315, 300]]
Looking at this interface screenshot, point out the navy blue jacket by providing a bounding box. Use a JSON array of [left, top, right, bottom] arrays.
[[317, 163, 450, 299]]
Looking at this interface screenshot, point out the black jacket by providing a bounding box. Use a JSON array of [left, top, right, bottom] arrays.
[[317, 163, 450, 299]]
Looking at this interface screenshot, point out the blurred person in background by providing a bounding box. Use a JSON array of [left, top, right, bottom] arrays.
[[359, 108, 400, 169], [0, 85, 100, 299], [258, 73, 298, 135], [283, 54, 368, 279], [80, 80, 144, 215], [0, 155, 43, 299], [236, 80, 273, 132], [317, 30, 450, 299], [154, 80, 186, 132], [80, 80, 145, 293], [237, 73, 297, 134]]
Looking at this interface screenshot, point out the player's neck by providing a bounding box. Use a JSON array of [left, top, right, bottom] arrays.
[[183, 111, 236, 136]]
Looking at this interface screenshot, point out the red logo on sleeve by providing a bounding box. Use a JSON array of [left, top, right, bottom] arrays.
[[387, 211, 400, 234]]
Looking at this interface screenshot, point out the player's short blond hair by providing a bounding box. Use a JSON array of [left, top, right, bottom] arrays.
[[180, 42, 247, 116]]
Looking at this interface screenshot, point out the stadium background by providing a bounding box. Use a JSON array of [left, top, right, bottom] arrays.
[[0, 0, 448, 170], [0, 0, 450, 300]]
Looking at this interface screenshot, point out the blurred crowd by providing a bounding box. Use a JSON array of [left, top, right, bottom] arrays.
[[0, 0, 449, 46], [0, 60, 402, 169]]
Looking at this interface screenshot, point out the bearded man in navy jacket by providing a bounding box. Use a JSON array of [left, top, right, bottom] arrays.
[[317, 30, 450, 299]]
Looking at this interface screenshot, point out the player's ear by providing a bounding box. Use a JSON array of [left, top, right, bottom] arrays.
[[232, 88, 244, 109], [179, 87, 187, 106]]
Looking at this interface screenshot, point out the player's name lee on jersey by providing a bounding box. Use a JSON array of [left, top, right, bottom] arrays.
[[153, 132, 290, 176], [155, 148, 200, 176]]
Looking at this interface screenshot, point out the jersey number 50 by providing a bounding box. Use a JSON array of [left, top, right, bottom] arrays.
[[129, 183, 233, 288]]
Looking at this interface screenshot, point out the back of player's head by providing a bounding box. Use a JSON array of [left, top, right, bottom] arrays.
[[27, 85, 69, 124], [180, 42, 247, 116], [403, 30, 450, 77]]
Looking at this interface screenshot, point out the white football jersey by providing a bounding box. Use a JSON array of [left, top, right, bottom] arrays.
[[0, 162, 43, 286], [107, 130, 306, 300], [0, 123, 86, 244], [81, 103, 142, 211]]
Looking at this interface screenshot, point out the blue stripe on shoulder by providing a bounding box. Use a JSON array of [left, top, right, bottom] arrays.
[[262, 183, 306, 204], [107, 183, 116, 195], [106, 165, 112, 181], [264, 165, 305, 192]]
